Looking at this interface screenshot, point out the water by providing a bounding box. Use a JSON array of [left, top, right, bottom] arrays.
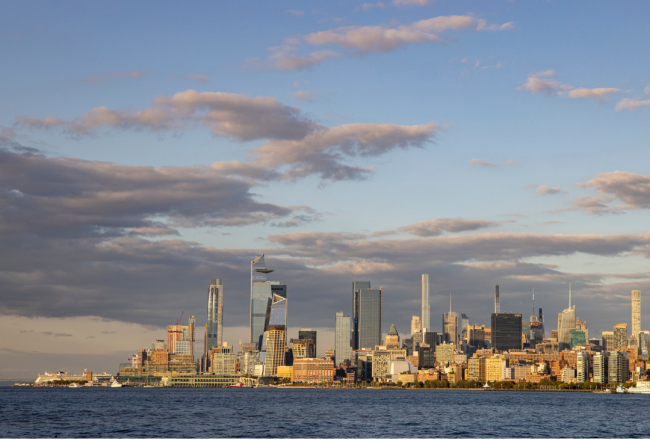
[[1, 387, 649, 438]]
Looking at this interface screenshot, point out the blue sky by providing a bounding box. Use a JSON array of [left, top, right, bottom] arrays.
[[1, 0, 650, 377]]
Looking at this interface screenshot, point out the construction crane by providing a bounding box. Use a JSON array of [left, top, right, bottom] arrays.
[[175, 310, 184, 326]]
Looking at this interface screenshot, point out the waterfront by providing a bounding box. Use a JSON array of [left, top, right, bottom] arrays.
[[1, 387, 650, 438]]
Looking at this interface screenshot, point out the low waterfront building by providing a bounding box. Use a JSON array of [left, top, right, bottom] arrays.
[[486, 355, 507, 382], [371, 349, 391, 381], [276, 365, 293, 381], [160, 373, 239, 388], [398, 372, 416, 384], [293, 358, 335, 383]]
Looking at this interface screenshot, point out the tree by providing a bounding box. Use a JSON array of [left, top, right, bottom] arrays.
[[396, 381, 403, 388]]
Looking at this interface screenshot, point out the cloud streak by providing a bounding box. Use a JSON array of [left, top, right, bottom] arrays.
[[81, 70, 146, 84], [518, 71, 622, 100]]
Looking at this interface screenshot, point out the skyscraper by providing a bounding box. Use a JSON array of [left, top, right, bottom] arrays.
[[386, 324, 399, 348], [206, 279, 223, 353], [613, 323, 628, 350], [442, 294, 459, 345], [352, 281, 371, 350], [491, 313, 523, 351], [250, 255, 286, 350], [494, 285, 500, 313], [299, 329, 317, 355], [557, 285, 576, 351], [353, 283, 383, 350], [188, 315, 195, 356], [602, 331, 615, 351], [263, 294, 288, 376], [335, 312, 352, 366], [461, 314, 469, 341], [422, 274, 430, 331], [632, 290, 641, 339], [411, 316, 421, 336]]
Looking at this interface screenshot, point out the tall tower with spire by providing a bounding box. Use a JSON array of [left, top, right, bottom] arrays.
[[443, 293, 459, 346], [557, 283, 576, 351]]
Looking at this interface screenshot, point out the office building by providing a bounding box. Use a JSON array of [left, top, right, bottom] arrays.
[[167, 325, 186, 355], [467, 325, 486, 349], [422, 330, 438, 348], [211, 344, 235, 375], [411, 316, 421, 336], [557, 285, 576, 351], [491, 313, 523, 351], [250, 255, 287, 350], [422, 274, 430, 330], [468, 356, 487, 382], [602, 331, 615, 351], [576, 351, 588, 383], [335, 312, 352, 366], [436, 343, 455, 365], [237, 343, 260, 376], [569, 329, 586, 349], [386, 324, 400, 348], [593, 352, 609, 384], [575, 318, 588, 343], [613, 323, 628, 350], [263, 294, 288, 376], [371, 349, 391, 381], [293, 358, 335, 383], [291, 338, 315, 360], [353, 282, 383, 350], [352, 281, 371, 350], [324, 347, 335, 361], [608, 351, 629, 384], [461, 314, 469, 341], [298, 329, 317, 354], [443, 295, 458, 345], [632, 290, 641, 339], [207, 279, 223, 355]]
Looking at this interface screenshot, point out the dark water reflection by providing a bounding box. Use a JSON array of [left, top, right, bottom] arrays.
[[1, 387, 649, 438]]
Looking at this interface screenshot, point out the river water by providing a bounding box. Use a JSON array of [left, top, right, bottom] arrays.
[[1, 387, 649, 438]]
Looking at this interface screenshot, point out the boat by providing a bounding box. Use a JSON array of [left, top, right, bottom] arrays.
[[110, 377, 123, 388], [229, 382, 253, 388], [616, 385, 626, 394], [628, 381, 650, 394], [68, 383, 81, 388]]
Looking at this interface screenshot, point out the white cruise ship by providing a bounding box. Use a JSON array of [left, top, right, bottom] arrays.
[[627, 381, 650, 394]]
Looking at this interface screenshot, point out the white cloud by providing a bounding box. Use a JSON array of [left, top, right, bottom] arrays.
[[615, 98, 650, 111], [287, 9, 304, 16], [288, 90, 320, 102], [393, 0, 431, 6], [470, 159, 518, 167], [186, 74, 209, 83], [519, 71, 622, 100]]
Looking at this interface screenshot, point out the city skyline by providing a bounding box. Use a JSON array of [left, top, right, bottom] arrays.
[[2, 1, 650, 378]]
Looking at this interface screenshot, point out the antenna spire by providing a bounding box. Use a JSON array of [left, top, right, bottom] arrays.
[[532, 288, 535, 317]]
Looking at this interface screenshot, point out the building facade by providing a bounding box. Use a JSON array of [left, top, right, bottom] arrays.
[[491, 313, 523, 351], [335, 312, 352, 366], [593, 351, 609, 384], [298, 329, 317, 354], [632, 290, 641, 339], [354, 283, 383, 350], [206, 279, 223, 354], [293, 358, 335, 383], [613, 324, 628, 350], [422, 274, 430, 330], [411, 315, 421, 337]]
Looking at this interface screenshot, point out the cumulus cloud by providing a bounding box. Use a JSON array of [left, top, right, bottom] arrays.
[[552, 172, 650, 215], [288, 90, 320, 102], [287, 9, 304, 16], [470, 159, 518, 167], [615, 98, 650, 111], [81, 69, 146, 84], [518, 71, 622, 100], [262, 15, 512, 70]]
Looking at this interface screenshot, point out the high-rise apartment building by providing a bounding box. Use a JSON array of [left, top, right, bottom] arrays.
[[167, 325, 185, 354], [632, 290, 641, 339], [353, 282, 383, 350], [491, 313, 523, 351], [298, 329, 317, 355], [335, 312, 352, 366], [576, 351, 588, 383], [207, 279, 223, 353], [250, 255, 287, 350], [608, 351, 630, 384], [411, 316, 421, 337], [613, 323, 628, 350], [602, 331, 615, 351], [422, 274, 430, 330], [557, 286, 576, 351], [352, 281, 371, 349], [593, 351, 609, 384]]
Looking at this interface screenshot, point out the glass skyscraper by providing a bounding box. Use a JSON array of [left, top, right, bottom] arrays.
[[335, 312, 351, 366], [422, 274, 430, 331], [356, 287, 383, 350], [299, 329, 317, 355], [250, 255, 286, 350], [206, 279, 223, 354], [491, 313, 523, 351], [352, 281, 371, 350]]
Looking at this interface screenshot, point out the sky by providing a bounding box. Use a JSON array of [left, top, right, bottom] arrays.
[[1, 0, 650, 379]]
